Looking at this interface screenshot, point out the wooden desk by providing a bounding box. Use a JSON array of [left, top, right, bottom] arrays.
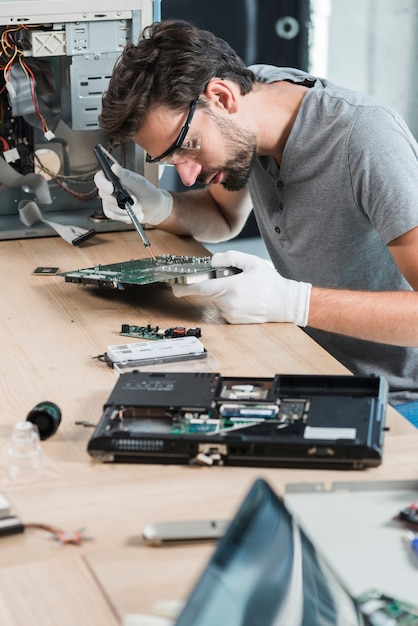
[[0, 230, 416, 625]]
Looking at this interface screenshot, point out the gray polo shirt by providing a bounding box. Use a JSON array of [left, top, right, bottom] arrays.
[[248, 65, 418, 404]]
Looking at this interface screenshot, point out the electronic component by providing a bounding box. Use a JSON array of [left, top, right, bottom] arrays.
[[0, 516, 24, 538], [33, 266, 59, 275], [71, 229, 97, 246], [62, 254, 240, 288], [218, 403, 279, 420], [24, 522, 90, 545], [0, 494, 23, 537], [105, 336, 206, 368], [143, 519, 230, 546], [394, 499, 418, 529], [87, 372, 388, 469], [119, 324, 202, 340], [357, 589, 418, 624], [277, 398, 309, 421], [220, 381, 270, 400]]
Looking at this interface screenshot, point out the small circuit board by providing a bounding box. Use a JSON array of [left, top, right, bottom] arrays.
[[357, 589, 418, 625], [62, 254, 235, 289], [119, 324, 201, 340]]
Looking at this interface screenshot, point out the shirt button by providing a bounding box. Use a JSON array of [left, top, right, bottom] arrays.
[[275, 226, 281, 234], [278, 180, 283, 187], [279, 203, 284, 210]]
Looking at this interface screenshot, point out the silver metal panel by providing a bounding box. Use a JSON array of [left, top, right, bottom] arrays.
[[66, 19, 132, 56], [0, 0, 140, 25], [63, 54, 119, 130]]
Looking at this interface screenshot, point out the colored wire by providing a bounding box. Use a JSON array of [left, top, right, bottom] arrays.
[[0, 24, 50, 134]]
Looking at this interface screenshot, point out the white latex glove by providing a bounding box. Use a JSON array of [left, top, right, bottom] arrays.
[[172, 250, 312, 326], [94, 163, 173, 225]]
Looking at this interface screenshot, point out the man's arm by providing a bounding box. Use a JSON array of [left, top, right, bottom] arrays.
[[94, 165, 253, 244], [172, 226, 418, 348], [157, 184, 253, 243], [308, 226, 418, 346]]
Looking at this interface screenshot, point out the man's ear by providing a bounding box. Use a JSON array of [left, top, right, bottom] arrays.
[[204, 79, 239, 114]]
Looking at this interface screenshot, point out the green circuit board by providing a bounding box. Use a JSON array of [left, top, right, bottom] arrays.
[[62, 254, 218, 289], [357, 589, 418, 625], [119, 324, 201, 340]]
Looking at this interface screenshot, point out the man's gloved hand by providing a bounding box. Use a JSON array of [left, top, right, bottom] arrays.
[[172, 250, 312, 326], [94, 163, 173, 225]]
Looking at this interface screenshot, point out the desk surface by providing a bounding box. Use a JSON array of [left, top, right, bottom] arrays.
[[0, 229, 417, 625]]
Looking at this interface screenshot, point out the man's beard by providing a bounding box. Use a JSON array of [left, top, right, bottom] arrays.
[[221, 144, 257, 191], [197, 117, 257, 192]]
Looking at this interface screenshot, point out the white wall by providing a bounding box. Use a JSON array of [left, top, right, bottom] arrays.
[[310, 0, 418, 137]]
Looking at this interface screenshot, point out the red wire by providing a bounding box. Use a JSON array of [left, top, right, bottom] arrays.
[[21, 60, 47, 133], [0, 135, 9, 151]]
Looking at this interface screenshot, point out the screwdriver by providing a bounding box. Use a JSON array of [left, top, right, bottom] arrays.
[[94, 144, 156, 261]]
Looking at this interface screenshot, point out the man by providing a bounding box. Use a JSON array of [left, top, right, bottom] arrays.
[[94, 19, 418, 420]]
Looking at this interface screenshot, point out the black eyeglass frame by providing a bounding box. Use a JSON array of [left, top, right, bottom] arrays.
[[145, 96, 200, 164]]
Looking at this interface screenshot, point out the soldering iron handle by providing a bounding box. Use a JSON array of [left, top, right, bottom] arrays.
[[94, 144, 133, 208], [94, 143, 155, 259]]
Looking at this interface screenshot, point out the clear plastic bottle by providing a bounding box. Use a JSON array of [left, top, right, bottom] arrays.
[[7, 422, 43, 481]]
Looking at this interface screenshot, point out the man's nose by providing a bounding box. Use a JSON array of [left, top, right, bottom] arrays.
[[175, 161, 201, 187]]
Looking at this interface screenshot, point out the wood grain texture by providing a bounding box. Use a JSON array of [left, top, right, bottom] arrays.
[[0, 230, 416, 621]]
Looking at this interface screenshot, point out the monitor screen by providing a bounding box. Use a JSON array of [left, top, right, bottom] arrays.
[[175, 479, 368, 626]]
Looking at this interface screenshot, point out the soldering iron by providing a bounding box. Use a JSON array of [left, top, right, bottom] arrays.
[[94, 144, 156, 261]]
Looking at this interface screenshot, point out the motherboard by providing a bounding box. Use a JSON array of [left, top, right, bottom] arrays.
[[62, 254, 235, 289]]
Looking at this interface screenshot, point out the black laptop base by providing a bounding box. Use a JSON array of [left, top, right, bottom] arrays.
[[87, 372, 388, 470]]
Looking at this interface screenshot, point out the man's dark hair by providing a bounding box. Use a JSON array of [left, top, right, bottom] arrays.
[[99, 19, 256, 142]]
